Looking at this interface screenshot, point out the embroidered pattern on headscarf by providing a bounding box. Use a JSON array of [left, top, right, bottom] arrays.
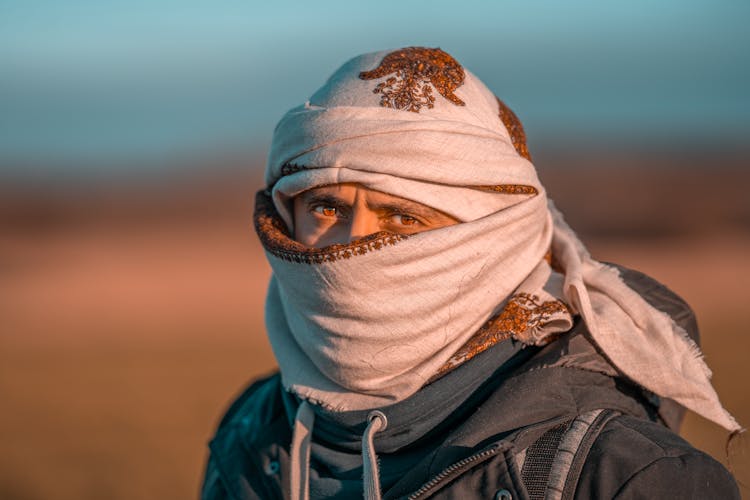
[[254, 190, 407, 264], [280, 162, 308, 177], [359, 47, 466, 112], [496, 97, 531, 161], [476, 184, 538, 195], [431, 292, 569, 381]]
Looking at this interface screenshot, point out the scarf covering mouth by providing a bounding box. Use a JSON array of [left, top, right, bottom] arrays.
[[257, 46, 740, 433]]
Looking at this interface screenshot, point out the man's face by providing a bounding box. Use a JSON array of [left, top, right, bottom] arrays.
[[292, 183, 459, 247]]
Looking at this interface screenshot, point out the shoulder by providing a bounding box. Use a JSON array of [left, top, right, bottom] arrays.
[[201, 373, 286, 500], [576, 415, 739, 499]]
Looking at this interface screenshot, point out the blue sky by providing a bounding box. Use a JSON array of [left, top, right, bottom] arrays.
[[1, 0, 748, 169]]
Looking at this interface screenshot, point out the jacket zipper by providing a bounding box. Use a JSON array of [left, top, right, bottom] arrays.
[[406, 443, 501, 499]]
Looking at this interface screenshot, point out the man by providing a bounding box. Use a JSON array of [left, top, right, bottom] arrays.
[[203, 47, 741, 499]]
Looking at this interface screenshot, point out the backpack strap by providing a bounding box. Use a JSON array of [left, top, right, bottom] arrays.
[[520, 421, 571, 499], [519, 409, 621, 500]]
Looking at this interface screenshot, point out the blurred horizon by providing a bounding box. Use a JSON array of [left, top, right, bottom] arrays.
[[2, 0, 749, 171]]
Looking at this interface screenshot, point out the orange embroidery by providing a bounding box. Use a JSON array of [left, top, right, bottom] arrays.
[[496, 97, 531, 161], [475, 184, 538, 195], [359, 47, 466, 112], [431, 293, 569, 381], [254, 190, 407, 264], [497, 293, 568, 338]]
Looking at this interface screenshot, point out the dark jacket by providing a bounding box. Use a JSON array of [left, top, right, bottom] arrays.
[[202, 269, 739, 499]]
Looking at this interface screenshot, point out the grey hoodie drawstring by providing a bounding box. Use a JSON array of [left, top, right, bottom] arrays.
[[290, 400, 315, 500], [363, 410, 388, 500], [289, 403, 388, 500]]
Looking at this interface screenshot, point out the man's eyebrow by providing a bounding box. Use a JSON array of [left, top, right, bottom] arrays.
[[367, 200, 445, 219], [301, 192, 347, 206]]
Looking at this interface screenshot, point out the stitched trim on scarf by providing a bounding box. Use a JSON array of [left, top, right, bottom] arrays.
[[254, 189, 407, 264], [430, 293, 569, 381], [475, 184, 538, 195], [359, 47, 466, 112], [496, 97, 531, 161]]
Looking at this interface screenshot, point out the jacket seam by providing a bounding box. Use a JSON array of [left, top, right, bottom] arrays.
[[610, 453, 696, 499], [605, 417, 675, 456]]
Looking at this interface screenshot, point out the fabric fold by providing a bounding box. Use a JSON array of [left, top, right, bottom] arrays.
[[259, 46, 739, 432]]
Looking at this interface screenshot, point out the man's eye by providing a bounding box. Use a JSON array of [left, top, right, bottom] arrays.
[[392, 214, 419, 226], [313, 205, 338, 217]]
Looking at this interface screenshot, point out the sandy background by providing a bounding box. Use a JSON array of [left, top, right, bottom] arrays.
[[1, 146, 749, 499]]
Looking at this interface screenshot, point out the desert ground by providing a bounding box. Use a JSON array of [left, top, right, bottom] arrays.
[[1, 146, 749, 499]]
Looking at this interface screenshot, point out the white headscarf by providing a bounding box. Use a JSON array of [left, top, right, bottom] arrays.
[[256, 47, 739, 431]]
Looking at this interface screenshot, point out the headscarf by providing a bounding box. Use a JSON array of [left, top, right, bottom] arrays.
[[255, 47, 739, 432]]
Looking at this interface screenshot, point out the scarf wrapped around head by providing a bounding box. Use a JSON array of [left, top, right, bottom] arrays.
[[256, 46, 739, 432]]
